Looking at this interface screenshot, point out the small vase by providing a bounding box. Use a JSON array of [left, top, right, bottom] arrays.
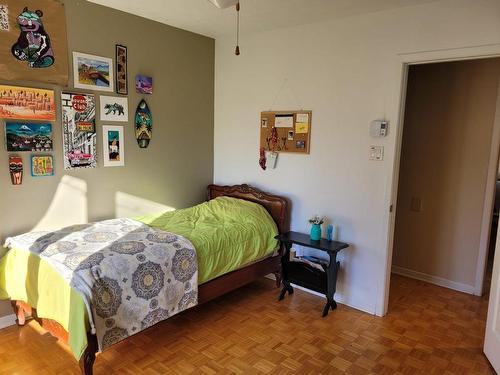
[[310, 224, 321, 241]]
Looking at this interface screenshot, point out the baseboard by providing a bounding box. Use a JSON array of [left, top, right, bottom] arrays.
[[391, 265, 475, 294], [264, 274, 375, 315], [0, 314, 16, 330]]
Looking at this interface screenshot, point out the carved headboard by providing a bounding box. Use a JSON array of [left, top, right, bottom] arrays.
[[207, 184, 290, 234]]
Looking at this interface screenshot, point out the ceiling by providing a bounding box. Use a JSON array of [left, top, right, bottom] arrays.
[[87, 0, 436, 38]]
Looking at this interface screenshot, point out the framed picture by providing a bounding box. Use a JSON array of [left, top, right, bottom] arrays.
[[31, 155, 54, 177], [135, 75, 152, 94], [5, 122, 53, 152], [103, 125, 124, 167], [0, 85, 56, 121], [115, 45, 128, 95], [99, 95, 128, 122], [61, 92, 97, 170], [73, 52, 113, 92]]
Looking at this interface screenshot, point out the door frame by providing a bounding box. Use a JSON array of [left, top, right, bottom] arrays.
[[380, 44, 500, 316]]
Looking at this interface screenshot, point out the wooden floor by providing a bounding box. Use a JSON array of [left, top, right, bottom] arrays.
[[0, 275, 494, 374]]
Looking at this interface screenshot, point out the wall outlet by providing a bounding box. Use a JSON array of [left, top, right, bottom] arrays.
[[410, 197, 422, 212]]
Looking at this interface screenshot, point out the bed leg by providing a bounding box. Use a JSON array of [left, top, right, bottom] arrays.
[[273, 271, 282, 288], [79, 334, 98, 375], [11, 301, 28, 326]]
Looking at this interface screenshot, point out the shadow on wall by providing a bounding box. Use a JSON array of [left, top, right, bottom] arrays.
[[31, 176, 88, 232]]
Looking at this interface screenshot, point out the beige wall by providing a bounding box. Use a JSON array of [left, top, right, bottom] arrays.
[[392, 59, 500, 288], [0, 0, 214, 318]]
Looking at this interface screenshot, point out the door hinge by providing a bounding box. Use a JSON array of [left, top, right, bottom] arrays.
[[389, 204, 393, 213]]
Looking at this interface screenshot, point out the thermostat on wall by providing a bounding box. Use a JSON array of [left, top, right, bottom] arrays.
[[370, 120, 388, 137]]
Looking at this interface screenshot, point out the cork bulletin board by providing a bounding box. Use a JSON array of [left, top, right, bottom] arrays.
[[260, 111, 312, 154]]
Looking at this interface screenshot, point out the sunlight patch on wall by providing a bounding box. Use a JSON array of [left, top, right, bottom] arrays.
[[31, 176, 88, 232], [115, 192, 175, 218]]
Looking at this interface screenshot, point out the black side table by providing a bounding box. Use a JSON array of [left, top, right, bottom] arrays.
[[275, 231, 349, 317]]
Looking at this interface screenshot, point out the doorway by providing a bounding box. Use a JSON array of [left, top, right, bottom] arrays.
[[390, 58, 500, 300]]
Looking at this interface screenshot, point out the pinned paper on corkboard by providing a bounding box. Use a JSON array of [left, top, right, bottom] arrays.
[[260, 110, 312, 154], [0, 0, 69, 86]]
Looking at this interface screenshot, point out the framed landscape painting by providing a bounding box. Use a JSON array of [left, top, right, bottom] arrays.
[[5, 122, 53, 152], [73, 52, 113, 92], [0, 85, 56, 121]]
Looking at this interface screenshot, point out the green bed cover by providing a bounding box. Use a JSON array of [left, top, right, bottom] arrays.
[[0, 196, 278, 359]]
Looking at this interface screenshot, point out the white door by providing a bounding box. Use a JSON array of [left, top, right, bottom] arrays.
[[485, 223, 500, 372]]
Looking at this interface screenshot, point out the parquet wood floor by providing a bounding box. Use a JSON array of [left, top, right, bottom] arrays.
[[0, 275, 495, 374]]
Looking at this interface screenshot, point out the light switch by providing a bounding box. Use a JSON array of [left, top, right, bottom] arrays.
[[369, 146, 384, 161]]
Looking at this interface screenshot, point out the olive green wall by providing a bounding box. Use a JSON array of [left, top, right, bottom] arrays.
[[0, 0, 214, 319]]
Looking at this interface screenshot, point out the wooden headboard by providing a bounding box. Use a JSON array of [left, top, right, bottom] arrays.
[[207, 184, 290, 234]]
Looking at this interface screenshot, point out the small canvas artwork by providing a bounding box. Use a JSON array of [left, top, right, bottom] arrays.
[[61, 92, 97, 170], [0, 85, 55, 121], [103, 125, 124, 167], [5, 122, 52, 151], [135, 75, 152, 94], [296, 140, 305, 149], [287, 130, 294, 140], [135, 99, 152, 148], [100, 95, 128, 122], [115, 45, 127, 95], [9, 156, 22, 185], [73, 52, 113, 92], [31, 155, 54, 177]]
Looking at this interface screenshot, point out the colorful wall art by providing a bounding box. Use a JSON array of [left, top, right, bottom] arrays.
[[31, 155, 54, 176], [0, 1, 69, 85], [9, 156, 23, 185], [5, 122, 52, 152], [100, 95, 128, 122], [115, 44, 128, 95], [135, 75, 152, 94], [61, 92, 97, 170], [102, 125, 124, 167], [0, 85, 56, 121], [135, 99, 152, 148], [73, 52, 113, 92]]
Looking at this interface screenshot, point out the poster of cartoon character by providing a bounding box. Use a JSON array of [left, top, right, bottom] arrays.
[[61, 92, 97, 170], [0, 0, 68, 85]]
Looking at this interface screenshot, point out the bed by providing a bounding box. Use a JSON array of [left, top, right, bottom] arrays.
[[0, 184, 289, 375]]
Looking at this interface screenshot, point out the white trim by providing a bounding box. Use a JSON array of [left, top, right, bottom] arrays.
[[474, 82, 500, 296], [264, 274, 374, 315], [0, 314, 16, 330], [392, 266, 475, 295], [382, 44, 500, 317]]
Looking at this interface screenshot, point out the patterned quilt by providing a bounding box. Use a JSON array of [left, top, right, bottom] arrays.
[[5, 218, 198, 351]]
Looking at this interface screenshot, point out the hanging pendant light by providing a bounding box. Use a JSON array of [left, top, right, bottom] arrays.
[[235, 2, 240, 56]]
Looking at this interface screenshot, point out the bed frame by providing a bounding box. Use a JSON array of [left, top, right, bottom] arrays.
[[10, 184, 289, 375]]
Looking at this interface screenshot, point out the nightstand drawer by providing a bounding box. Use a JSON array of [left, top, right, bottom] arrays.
[[287, 261, 327, 294]]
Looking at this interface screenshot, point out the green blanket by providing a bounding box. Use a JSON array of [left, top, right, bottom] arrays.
[[0, 196, 278, 359]]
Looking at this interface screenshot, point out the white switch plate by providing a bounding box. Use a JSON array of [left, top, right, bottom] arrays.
[[369, 146, 384, 161]]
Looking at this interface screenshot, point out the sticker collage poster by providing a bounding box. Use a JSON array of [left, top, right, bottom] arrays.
[[61, 92, 96, 170]]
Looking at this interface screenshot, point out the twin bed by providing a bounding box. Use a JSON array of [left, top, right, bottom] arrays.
[[0, 184, 289, 375]]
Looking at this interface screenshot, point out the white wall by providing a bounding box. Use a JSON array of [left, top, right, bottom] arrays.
[[214, 0, 500, 315]]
